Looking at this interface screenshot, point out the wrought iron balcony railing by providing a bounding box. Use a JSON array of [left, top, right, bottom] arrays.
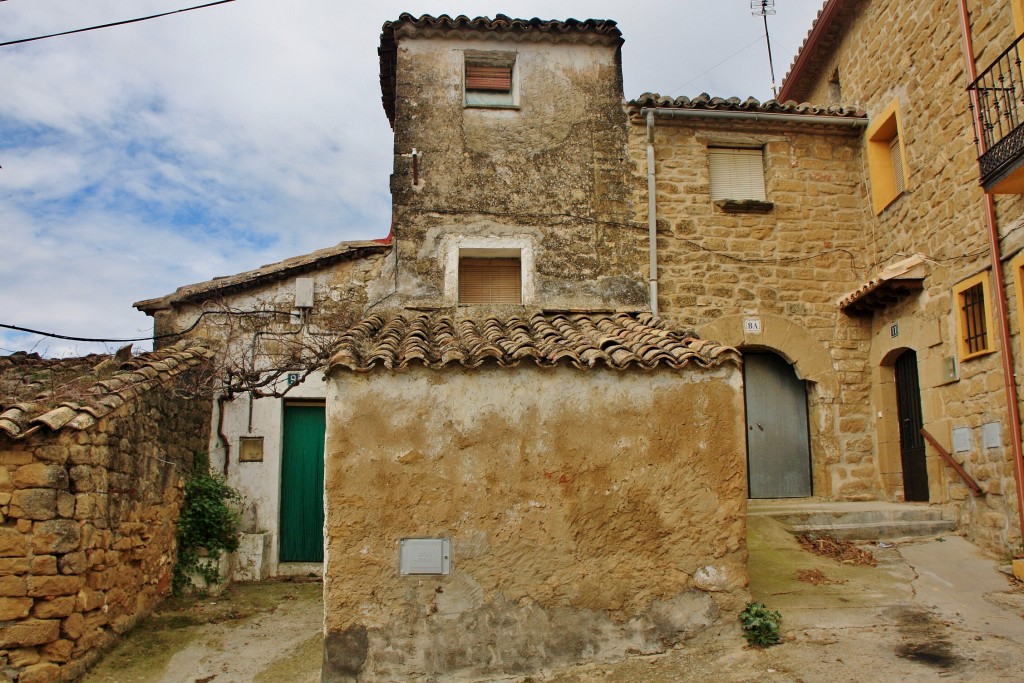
[[968, 32, 1024, 190]]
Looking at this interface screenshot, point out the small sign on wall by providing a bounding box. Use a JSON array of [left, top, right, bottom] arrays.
[[890, 323, 899, 338], [744, 318, 762, 333]]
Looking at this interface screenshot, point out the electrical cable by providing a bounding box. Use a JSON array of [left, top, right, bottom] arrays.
[[0, 308, 290, 344], [0, 0, 237, 48]]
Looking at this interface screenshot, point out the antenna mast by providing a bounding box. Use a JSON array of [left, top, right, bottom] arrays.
[[752, 0, 778, 99]]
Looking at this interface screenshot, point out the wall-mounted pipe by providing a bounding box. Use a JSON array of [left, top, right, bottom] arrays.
[[958, 0, 1024, 540]]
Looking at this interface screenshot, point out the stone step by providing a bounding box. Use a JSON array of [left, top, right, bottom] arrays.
[[788, 518, 958, 541], [747, 501, 958, 542]]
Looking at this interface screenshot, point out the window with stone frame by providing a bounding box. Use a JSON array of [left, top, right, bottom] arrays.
[[953, 271, 995, 360], [866, 99, 909, 214], [708, 147, 767, 202], [464, 51, 517, 108]]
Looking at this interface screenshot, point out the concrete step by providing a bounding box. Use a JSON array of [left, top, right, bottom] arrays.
[[747, 500, 958, 541]]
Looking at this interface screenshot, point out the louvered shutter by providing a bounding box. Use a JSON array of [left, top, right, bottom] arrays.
[[708, 148, 767, 201], [459, 258, 522, 304], [466, 65, 512, 92], [890, 135, 905, 194]]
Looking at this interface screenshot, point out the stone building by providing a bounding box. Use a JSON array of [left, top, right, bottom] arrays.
[[767, 0, 1024, 553], [0, 341, 213, 682]]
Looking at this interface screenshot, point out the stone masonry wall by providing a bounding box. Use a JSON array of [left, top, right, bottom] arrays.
[[628, 115, 877, 500], [792, 0, 1024, 551], [0, 381, 209, 682]]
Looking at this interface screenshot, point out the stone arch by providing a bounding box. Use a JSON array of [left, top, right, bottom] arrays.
[[699, 314, 840, 498], [869, 318, 946, 502]]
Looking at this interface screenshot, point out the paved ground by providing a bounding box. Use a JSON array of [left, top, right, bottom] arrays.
[[80, 517, 1024, 682]]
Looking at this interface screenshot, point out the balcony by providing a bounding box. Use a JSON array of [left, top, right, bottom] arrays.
[[969, 33, 1024, 193]]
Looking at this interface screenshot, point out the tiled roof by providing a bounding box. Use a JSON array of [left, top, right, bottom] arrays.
[[837, 254, 927, 314], [134, 239, 389, 313], [778, 0, 861, 103], [329, 311, 740, 373], [628, 93, 865, 119], [0, 340, 214, 440], [379, 14, 623, 128]]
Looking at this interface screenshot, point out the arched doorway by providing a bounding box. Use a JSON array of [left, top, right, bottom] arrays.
[[745, 352, 812, 498], [894, 350, 928, 501]]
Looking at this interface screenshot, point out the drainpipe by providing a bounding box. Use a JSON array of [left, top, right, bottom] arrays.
[[646, 111, 659, 317], [958, 0, 1024, 539]]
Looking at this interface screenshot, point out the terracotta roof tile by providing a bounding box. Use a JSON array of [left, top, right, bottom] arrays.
[[627, 93, 865, 119], [0, 340, 214, 440], [329, 311, 740, 373]]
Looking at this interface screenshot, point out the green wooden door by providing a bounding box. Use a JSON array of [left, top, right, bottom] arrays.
[[280, 404, 325, 562]]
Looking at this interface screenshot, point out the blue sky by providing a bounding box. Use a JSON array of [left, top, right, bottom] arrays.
[[0, 0, 826, 356]]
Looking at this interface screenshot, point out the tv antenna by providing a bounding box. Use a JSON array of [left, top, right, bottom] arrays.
[[752, 0, 778, 99]]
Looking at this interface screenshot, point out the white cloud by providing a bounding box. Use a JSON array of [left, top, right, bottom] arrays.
[[0, 0, 825, 356]]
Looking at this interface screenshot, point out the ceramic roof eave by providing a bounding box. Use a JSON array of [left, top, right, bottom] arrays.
[[0, 340, 214, 440], [627, 93, 866, 124], [778, 0, 861, 103], [134, 240, 390, 314], [378, 13, 623, 128], [328, 310, 741, 374]]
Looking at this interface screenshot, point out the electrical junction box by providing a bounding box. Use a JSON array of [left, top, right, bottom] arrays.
[[295, 278, 314, 309], [399, 538, 451, 575]]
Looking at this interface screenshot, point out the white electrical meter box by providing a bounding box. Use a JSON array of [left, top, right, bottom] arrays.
[[399, 538, 451, 575], [295, 278, 314, 309]]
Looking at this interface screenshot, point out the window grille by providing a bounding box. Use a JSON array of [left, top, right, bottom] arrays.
[[960, 283, 988, 355]]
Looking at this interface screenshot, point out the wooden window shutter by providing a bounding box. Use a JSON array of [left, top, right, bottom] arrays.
[[466, 65, 512, 92], [890, 135, 905, 194], [708, 148, 766, 201], [459, 258, 522, 304]]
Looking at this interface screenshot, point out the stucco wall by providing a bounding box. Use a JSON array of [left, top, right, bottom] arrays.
[[793, 0, 1024, 551], [384, 34, 646, 311], [0, 380, 209, 682], [321, 363, 746, 682]]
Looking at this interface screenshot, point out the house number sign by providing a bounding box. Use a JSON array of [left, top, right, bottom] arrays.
[[744, 318, 762, 333]]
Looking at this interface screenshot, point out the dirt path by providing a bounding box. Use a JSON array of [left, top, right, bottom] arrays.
[[80, 578, 323, 683]]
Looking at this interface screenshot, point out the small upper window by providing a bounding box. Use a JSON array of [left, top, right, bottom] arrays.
[[459, 256, 522, 304], [866, 99, 909, 214], [708, 147, 767, 202], [465, 51, 517, 108], [953, 271, 995, 360]]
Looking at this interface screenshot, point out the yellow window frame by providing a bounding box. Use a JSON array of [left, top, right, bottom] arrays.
[[1013, 252, 1024, 354], [866, 99, 909, 214], [953, 271, 996, 361]]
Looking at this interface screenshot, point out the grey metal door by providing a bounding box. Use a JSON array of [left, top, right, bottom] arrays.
[[745, 352, 812, 498]]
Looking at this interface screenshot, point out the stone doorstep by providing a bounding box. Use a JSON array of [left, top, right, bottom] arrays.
[[747, 499, 958, 541]]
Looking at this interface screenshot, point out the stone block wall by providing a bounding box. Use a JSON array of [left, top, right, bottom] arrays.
[[0, 382, 209, 682], [790, 0, 1024, 551], [628, 115, 878, 500]]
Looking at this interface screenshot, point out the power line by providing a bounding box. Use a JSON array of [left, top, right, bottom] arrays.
[[0, 0, 237, 48]]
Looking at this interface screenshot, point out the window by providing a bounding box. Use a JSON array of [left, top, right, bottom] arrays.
[[1013, 251, 1024, 353], [459, 256, 522, 304], [866, 99, 909, 214], [954, 271, 995, 360], [465, 51, 517, 108], [708, 147, 766, 201]]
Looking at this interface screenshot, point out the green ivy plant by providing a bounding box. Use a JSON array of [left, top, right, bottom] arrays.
[[739, 602, 782, 647], [172, 453, 243, 596]]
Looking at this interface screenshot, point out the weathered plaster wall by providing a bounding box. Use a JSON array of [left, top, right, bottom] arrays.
[[321, 363, 747, 682], [628, 116, 877, 500], [0, 381, 209, 683], [794, 0, 1024, 550], [384, 35, 646, 310]]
